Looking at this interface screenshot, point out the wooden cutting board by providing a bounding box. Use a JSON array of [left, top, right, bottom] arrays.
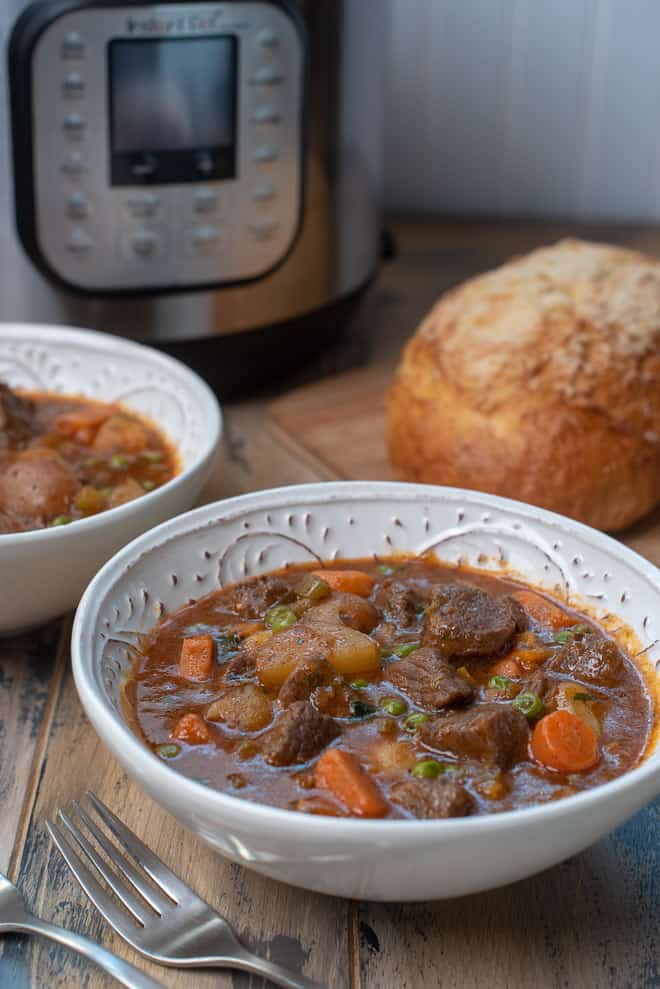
[[268, 361, 660, 567]]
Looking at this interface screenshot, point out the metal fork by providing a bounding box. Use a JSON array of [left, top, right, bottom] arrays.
[[0, 870, 163, 989], [47, 792, 323, 989]]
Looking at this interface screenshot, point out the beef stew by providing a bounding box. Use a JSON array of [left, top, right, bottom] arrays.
[[0, 382, 176, 533], [126, 558, 654, 819]]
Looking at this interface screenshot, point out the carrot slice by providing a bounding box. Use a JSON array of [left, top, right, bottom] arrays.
[[491, 656, 523, 678], [179, 635, 215, 681], [171, 712, 210, 745], [315, 748, 388, 818], [531, 710, 599, 773], [312, 570, 375, 597], [53, 406, 112, 438], [512, 590, 575, 631]]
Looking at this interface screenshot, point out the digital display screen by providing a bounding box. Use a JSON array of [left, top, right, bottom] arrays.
[[109, 37, 237, 185]]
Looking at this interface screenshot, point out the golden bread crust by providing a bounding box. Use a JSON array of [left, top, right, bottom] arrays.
[[387, 239, 660, 531]]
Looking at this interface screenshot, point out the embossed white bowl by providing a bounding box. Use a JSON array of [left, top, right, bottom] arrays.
[[72, 482, 660, 901], [0, 323, 221, 634]]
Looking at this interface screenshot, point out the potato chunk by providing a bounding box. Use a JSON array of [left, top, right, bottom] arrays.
[[253, 625, 332, 690], [207, 683, 273, 732], [326, 625, 380, 676], [93, 414, 149, 453]]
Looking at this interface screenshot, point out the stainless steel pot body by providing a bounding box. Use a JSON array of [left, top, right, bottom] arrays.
[[0, 0, 384, 342]]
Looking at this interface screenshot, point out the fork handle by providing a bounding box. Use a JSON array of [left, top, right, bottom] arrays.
[[8, 918, 165, 989], [213, 944, 324, 989]]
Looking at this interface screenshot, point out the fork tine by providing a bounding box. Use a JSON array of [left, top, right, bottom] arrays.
[[85, 792, 193, 903], [57, 809, 153, 927], [46, 818, 142, 938], [71, 800, 173, 915]]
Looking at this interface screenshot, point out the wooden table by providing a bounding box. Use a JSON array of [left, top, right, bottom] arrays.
[[2, 216, 659, 989]]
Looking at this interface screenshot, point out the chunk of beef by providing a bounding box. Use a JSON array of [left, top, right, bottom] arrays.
[[524, 670, 547, 699], [509, 596, 529, 632], [0, 449, 78, 523], [421, 703, 529, 769], [388, 646, 474, 710], [390, 777, 474, 819], [0, 384, 34, 452], [223, 650, 256, 682], [260, 701, 340, 766], [374, 578, 424, 628], [422, 583, 518, 659], [221, 575, 289, 619], [548, 633, 625, 688], [279, 659, 333, 706]]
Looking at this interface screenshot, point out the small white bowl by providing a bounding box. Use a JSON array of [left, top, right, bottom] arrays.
[[0, 323, 221, 634], [72, 482, 660, 901]]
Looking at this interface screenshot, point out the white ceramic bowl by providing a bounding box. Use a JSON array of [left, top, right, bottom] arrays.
[[0, 323, 221, 635], [72, 482, 660, 901]]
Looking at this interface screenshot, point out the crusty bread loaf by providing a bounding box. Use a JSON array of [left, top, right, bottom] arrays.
[[387, 239, 660, 531]]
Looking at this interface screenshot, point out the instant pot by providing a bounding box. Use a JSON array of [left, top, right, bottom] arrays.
[[0, 1, 385, 394]]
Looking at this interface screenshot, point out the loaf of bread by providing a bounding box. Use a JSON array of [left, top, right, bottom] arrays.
[[387, 239, 660, 531]]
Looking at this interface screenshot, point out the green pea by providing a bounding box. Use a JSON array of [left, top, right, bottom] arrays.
[[156, 743, 180, 759], [554, 630, 572, 644], [109, 453, 130, 470], [512, 691, 543, 719], [393, 642, 420, 658], [404, 712, 430, 732], [572, 624, 592, 635], [265, 605, 297, 632], [488, 675, 516, 696], [381, 697, 407, 716], [295, 573, 331, 603], [377, 563, 394, 576], [411, 759, 443, 779], [350, 678, 369, 689], [48, 515, 71, 527], [142, 450, 164, 462], [142, 480, 156, 491], [350, 700, 377, 719]]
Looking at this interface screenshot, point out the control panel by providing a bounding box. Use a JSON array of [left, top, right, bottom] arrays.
[[15, 3, 304, 292]]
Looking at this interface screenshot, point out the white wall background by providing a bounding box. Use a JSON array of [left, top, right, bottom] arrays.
[[383, 0, 660, 221]]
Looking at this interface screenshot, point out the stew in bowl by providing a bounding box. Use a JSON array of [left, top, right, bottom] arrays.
[[0, 381, 176, 534], [126, 557, 654, 820]]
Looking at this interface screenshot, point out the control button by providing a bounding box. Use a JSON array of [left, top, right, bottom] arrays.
[[250, 66, 285, 86], [67, 192, 89, 219], [248, 219, 280, 240], [61, 151, 87, 175], [129, 153, 158, 180], [193, 189, 218, 214], [62, 71, 84, 98], [63, 112, 85, 139], [253, 144, 278, 163], [130, 229, 161, 258], [253, 181, 276, 203], [124, 193, 160, 219], [61, 32, 85, 60], [66, 228, 93, 254], [257, 28, 280, 48], [184, 225, 224, 256], [120, 227, 167, 261], [252, 105, 282, 125]]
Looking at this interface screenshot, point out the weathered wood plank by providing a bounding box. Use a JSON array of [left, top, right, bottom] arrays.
[[358, 797, 660, 989], [0, 402, 353, 989], [0, 620, 65, 876]]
